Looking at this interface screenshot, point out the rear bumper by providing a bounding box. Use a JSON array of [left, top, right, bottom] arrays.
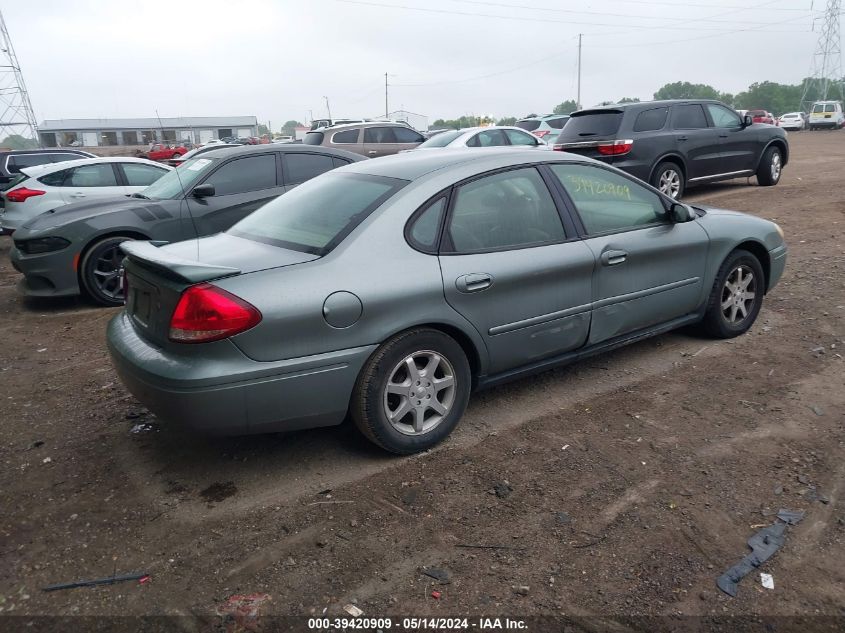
[[107, 312, 377, 435], [10, 245, 81, 297], [809, 120, 840, 128], [768, 244, 787, 293]]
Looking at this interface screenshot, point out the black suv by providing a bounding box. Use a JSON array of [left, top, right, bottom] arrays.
[[0, 149, 96, 187], [553, 100, 788, 199]]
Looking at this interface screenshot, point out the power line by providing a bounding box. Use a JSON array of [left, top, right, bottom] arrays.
[[801, 0, 843, 106], [331, 0, 811, 32], [442, 0, 805, 25]]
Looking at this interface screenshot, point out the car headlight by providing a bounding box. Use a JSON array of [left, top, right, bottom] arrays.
[[15, 236, 71, 254]]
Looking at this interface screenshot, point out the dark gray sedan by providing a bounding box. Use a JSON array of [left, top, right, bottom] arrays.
[[108, 149, 786, 454], [10, 145, 364, 305]]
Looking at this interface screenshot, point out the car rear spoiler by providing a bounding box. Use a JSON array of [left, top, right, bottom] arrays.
[[120, 240, 240, 284]]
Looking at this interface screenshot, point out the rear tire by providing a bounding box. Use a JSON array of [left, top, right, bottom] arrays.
[[650, 161, 684, 199], [756, 146, 782, 186], [351, 328, 471, 454], [700, 249, 765, 339], [79, 235, 134, 306]]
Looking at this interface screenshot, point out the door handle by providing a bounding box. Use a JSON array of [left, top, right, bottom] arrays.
[[600, 249, 628, 266], [70, 193, 86, 198], [367, 150, 377, 155], [718, 133, 729, 138], [455, 273, 493, 293], [677, 135, 688, 141]]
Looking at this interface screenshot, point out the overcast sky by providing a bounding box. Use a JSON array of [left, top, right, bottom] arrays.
[[5, 0, 827, 129]]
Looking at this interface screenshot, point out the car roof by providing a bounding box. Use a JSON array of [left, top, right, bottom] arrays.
[[517, 114, 569, 121], [0, 148, 93, 156], [342, 147, 582, 180], [309, 121, 413, 133], [573, 99, 729, 115], [198, 143, 364, 161], [19, 156, 171, 176]]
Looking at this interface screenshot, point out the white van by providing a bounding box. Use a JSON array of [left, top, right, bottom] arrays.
[[808, 101, 844, 130]]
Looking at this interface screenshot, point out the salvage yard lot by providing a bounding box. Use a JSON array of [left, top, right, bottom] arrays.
[[1, 132, 843, 624]]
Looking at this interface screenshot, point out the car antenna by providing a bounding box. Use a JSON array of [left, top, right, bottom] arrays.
[[155, 109, 200, 258]]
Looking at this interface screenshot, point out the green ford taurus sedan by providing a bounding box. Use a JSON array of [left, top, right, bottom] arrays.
[[108, 148, 786, 454]]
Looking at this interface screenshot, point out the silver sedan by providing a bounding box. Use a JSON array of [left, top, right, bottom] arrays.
[[108, 149, 786, 454], [414, 126, 548, 150]]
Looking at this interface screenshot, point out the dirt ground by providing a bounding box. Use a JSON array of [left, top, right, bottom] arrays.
[[1, 132, 843, 630]]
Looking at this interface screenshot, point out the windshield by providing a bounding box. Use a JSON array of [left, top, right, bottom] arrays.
[[141, 157, 216, 199], [228, 172, 405, 254], [418, 130, 463, 148], [515, 119, 541, 132]]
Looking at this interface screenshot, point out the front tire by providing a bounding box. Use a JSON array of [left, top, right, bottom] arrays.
[[651, 161, 684, 199], [79, 235, 134, 306], [756, 146, 782, 186], [351, 328, 471, 454], [701, 249, 765, 339]]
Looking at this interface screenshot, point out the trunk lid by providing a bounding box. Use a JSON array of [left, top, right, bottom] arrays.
[[121, 233, 319, 347], [553, 109, 624, 160]]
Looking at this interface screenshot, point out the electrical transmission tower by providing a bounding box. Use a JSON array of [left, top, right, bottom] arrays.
[[801, 0, 843, 109], [0, 10, 39, 145]]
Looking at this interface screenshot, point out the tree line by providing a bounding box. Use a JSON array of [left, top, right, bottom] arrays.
[[430, 78, 845, 130]]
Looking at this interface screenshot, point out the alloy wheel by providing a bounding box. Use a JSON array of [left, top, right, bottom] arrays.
[[658, 169, 681, 198], [92, 244, 125, 302], [720, 265, 756, 325], [770, 151, 782, 182], [382, 350, 456, 436]]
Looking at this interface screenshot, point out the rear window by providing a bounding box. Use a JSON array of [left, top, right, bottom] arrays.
[[749, 110, 767, 116], [303, 132, 324, 145], [560, 111, 623, 138], [547, 116, 569, 129], [228, 173, 405, 255], [825, 104, 836, 113], [418, 130, 463, 148], [633, 107, 669, 132], [515, 119, 541, 132]]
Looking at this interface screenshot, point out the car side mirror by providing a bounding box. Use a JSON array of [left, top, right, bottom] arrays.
[[669, 202, 695, 223], [742, 114, 753, 127], [192, 183, 215, 198]]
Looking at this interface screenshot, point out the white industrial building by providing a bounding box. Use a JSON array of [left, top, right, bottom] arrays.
[[38, 116, 259, 148], [379, 110, 428, 131]]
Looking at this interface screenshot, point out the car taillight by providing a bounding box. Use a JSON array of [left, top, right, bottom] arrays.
[[596, 140, 634, 156], [169, 283, 261, 343], [533, 130, 550, 138], [5, 187, 46, 203]]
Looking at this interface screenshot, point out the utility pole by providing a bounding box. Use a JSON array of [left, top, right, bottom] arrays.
[[385, 72, 389, 118], [801, 0, 843, 108], [323, 96, 332, 122], [0, 10, 39, 146], [576, 33, 582, 110]]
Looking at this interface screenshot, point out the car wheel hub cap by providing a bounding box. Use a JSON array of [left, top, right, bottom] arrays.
[[93, 245, 125, 301], [720, 265, 756, 324], [771, 153, 781, 180], [383, 350, 456, 436], [659, 170, 681, 198]]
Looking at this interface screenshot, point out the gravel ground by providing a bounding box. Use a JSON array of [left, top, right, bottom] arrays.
[[1, 131, 843, 630]]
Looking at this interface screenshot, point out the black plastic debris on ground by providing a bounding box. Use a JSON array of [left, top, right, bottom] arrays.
[[716, 508, 805, 597], [421, 567, 451, 584]]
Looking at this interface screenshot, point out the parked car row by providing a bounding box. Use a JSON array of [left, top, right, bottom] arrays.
[[104, 148, 786, 454]]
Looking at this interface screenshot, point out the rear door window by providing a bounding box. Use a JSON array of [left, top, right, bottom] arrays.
[[203, 154, 277, 195], [633, 107, 669, 132], [283, 153, 335, 185], [466, 129, 508, 147], [66, 164, 118, 187], [672, 104, 708, 129], [363, 127, 397, 143], [445, 167, 565, 252], [330, 128, 359, 144]]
